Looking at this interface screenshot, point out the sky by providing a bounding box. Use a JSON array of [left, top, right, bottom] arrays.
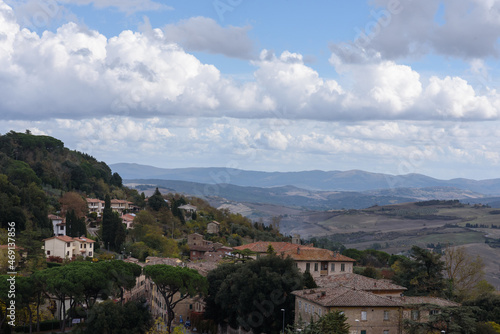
[[1, 0, 500, 180]]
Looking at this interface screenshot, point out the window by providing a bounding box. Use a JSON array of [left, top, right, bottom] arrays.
[[298, 301, 301, 310], [314, 263, 318, 271], [84, 244, 87, 248], [361, 311, 367, 321], [361, 330, 366, 334], [60, 226, 65, 230], [80, 244, 82, 249], [47, 251, 50, 255], [312, 306, 315, 314], [318, 308, 322, 316], [66, 251, 70, 256], [331, 263, 335, 271], [429, 310, 439, 315], [383, 330, 389, 334], [67, 242, 70, 247], [306, 263, 311, 272], [89, 252, 92, 256], [341, 263, 345, 272], [411, 310, 420, 320], [189, 304, 193, 310], [384, 310, 389, 320], [89, 244, 92, 248]]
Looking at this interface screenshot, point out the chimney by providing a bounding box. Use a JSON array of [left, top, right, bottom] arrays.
[[297, 247, 300, 254]]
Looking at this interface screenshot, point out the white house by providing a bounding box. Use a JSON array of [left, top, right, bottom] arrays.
[[48, 214, 66, 236], [43, 235, 95, 259]]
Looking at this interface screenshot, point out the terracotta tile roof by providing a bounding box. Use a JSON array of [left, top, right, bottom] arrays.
[[186, 261, 218, 277], [121, 214, 136, 221], [396, 296, 460, 307], [315, 273, 407, 292], [293, 286, 402, 307], [86, 198, 103, 203], [73, 237, 95, 243], [145, 257, 182, 266], [233, 242, 315, 253], [110, 199, 128, 204], [48, 214, 63, 220], [43, 236, 95, 243], [233, 242, 355, 262], [0, 245, 25, 250], [190, 245, 213, 252], [43, 235, 74, 243]]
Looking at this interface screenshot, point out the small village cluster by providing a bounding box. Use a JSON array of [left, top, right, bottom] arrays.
[[42, 198, 459, 334]]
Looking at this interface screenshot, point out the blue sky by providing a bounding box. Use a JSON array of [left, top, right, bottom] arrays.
[[1, 0, 500, 182]]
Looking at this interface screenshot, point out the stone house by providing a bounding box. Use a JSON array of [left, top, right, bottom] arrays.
[[233, 242, 356, 278], [207, 221, 220, 234]]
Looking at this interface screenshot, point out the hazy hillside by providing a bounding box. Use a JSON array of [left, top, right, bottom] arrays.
[[111, 163, 500, 194]]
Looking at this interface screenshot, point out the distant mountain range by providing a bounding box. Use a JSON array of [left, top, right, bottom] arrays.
[[111, 163, 500, 195]]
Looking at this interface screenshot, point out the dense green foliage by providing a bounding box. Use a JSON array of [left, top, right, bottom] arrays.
[[79, 299, 152, 334], [403, 305, 478, 334], [102, 195, 126, 251], [392, 246, 446, 297], [205, 254, 303, 334], [143, 264, 208, 333], [289, 310, 350, 334], [0, 131, 135, 240], [0, 259, 143, 333], [65, 209, 87, 237]]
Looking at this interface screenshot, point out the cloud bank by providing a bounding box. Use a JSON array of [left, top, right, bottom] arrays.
[[1, 0, 500, 122]]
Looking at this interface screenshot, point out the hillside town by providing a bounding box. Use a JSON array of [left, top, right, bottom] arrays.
[[21, 195, 490, 334]]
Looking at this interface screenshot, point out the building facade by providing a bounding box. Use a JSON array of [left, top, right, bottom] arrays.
[[43, 235, 95, 259]]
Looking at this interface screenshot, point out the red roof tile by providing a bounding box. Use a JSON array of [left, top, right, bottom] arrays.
[[315, 273, 406, 292], [396, 296, 460, 307], [233, 242, 355, 262], [293, 286, 402, 307]]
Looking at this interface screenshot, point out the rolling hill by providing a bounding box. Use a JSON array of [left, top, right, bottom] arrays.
[[111, 163, 500, 194]]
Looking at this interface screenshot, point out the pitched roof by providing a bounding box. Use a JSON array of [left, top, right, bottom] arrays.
[[233, 242, 355, 262], [396, 296, 460, 307], [178, 204, 197, 210], [43, 235, 74, 243], [233, 242, 313, 253], [48, 214, 63, 220], [121, 213, 136, 221], [315, 273, 407, 292], [86, 198, 103, 203], [43, 236, 95, 243], [73, 236, 95, 243], [293, 286, 402, 307], [110, 199, 128, 204]]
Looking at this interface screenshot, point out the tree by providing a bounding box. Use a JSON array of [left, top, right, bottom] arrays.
[[303, 271, 317, 289], [147, 188, 167, 211], [110, 172, 123, 187], [102, 195, 125, 251], [59, 192, 88, 219], [392, 246, 445, 296], [205, 254, 303, 334], [66, 209, 87, 238], [403, 305, 478, 334], [143, 265, 208, 333], [444, 246, 486, 301], [313, 310, 350, 334], [98, 260, 142, 305], [37, 265, 85, 332], [83, 300, 153, 334]]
